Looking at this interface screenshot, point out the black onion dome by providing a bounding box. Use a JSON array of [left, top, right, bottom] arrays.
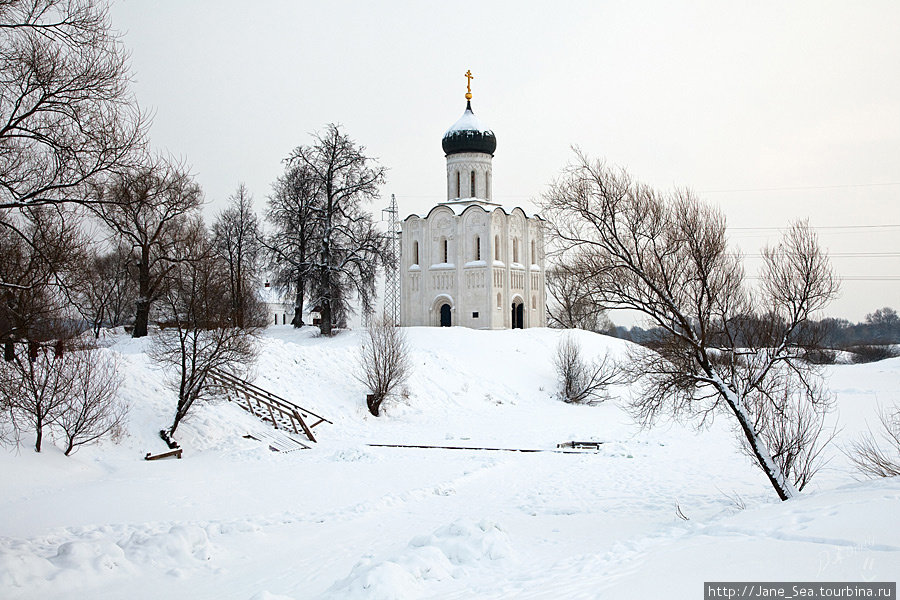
[[442, 101, 497, 156]]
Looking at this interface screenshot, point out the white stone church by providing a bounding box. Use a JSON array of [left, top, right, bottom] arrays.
[[400, 80, 546, 329]]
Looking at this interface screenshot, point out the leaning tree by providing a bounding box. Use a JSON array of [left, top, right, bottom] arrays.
[[540, 151, 840, 501]]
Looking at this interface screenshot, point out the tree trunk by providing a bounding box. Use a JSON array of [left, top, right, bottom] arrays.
[[34, 425, 43, 452], [233, 263, 244, 329], [133, 253, 152, 338], [133, 298, 150, 338], [320, 299, 333, 336], [291, 286, 305, 327], [720, 383, 797, 501]]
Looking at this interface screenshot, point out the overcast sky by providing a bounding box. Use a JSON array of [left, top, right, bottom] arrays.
[[109, 0, 899, 325]]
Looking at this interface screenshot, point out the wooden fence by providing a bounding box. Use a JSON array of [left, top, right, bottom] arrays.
[[207, 368, 331, 443]]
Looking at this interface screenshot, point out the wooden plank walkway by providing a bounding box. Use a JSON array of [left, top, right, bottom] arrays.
[[208, 368, 331, 443], [243, 430, 310, 453], [367, 443, 604, 454]]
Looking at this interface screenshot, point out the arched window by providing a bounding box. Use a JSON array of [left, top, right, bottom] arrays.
[[456, 172, 460, 198], [475, 236, 481, 261], [470, 170, 476, 197], [442, 238, 448, 263], [513, 238, 519, 263], [494, 235, 500, 261], [413, 240, 419, 265]]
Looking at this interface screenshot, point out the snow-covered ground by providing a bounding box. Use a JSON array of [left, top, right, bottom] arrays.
[[1, 327, 898, 599]]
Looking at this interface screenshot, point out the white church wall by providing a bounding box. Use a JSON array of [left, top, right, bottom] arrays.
[[446, 153, 492, 201], [399, 93, 546, 330]]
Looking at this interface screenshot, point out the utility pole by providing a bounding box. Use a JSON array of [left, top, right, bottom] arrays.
[[382, 194, 401, 326]]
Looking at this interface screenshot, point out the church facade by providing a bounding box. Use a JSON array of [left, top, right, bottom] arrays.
[[399, 78, 547, 329]]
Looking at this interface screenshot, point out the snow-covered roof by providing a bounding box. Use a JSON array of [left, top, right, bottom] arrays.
[[443, 107, 492, 137], [403, 200, 544, 221], [441, 101, 497, 156]]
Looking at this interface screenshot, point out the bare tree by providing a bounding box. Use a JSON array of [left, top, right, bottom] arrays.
[[263, 164, 323, 327], [70, 243, 137, 337], [149, 220, 258, 444], [1, 206, 84, 350], [52, 346, 125, 455], [546, 261, 614, 333], [0, 345, 65, 451], [91, 155, 203, 337], [0, 0, 147, 212], [286, 124, 388, 335], [540, 152, 840, 500], [357, 316, 412, 417], [846, 404, 900, 478], [553, 332, 619, 404], [212, 183, 265, 329], [864, 307, 899, 342], [0, 339, 126, 454]]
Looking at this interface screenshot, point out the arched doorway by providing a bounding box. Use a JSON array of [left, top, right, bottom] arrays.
[[440, 303, 452, 327], [511, 300, 524, 329]]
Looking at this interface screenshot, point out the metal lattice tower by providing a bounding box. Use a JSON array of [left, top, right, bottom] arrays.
[[382, 194, 401, 325]]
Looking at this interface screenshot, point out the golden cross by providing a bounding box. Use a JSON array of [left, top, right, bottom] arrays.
[[464, 69, 473, 99]]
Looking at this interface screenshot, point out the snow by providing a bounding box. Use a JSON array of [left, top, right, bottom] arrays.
[[442, 108, 492, 137], [404, 200, 541, 219], [2, 327, 898, 599]]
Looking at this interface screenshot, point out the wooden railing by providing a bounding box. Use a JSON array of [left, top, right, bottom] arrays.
[[207, 368, 331, 443]]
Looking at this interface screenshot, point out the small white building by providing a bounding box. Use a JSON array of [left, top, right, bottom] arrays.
[[260, 282, 293, 326], [400, 87, 546, 329]]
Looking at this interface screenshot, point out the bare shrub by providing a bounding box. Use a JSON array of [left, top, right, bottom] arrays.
[[846, 404, 900, 478], [553, 333, 619, 404], [801, 347, 838, 365], [847, 344, 899, 364], [357, 317, 412, 417]]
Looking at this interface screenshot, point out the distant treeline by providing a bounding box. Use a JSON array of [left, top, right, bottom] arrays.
[[611, 306, 900, 348]]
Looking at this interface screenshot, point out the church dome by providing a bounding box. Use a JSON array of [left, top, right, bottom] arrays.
[[442, 101, 497, 156]]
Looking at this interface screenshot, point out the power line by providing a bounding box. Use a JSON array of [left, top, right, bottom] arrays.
[[700, 182, 900, 194], [731, 224, 900, 231], [745, 276, 900, 281], [736, 252, 900, 258]]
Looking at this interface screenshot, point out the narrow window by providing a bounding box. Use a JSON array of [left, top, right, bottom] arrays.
[[486, 171, 491, 200], [475, 236, 481, 261], [532, 296, 537, 310], [413, 240, 419, 265], [497, 293, 502, 308], [470, 170, 475, 197], [442, 238, 448, 263], [456, 172, 460, 198], [494, 235, 500, 261], [531, 240, 536, 264], [513, 238, 519, 263]]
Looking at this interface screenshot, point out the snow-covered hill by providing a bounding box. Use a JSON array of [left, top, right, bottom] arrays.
[[1, 327, 898, 599]]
